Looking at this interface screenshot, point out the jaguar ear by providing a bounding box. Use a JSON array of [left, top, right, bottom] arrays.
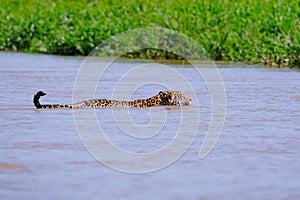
[[159, 91, 163, 95], [167, 93, 173, 102]]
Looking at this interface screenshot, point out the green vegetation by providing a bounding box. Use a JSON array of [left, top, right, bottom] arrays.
[[1, 0, 299, 67]]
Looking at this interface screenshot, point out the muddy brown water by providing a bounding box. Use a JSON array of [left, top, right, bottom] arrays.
[[0, 52, 299, 199]]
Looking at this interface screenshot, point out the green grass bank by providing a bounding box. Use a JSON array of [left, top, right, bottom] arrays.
[[1, 0, 299, 67]]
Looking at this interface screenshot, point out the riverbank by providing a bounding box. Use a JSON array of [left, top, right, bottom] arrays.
[[1, 0, 299, 68]]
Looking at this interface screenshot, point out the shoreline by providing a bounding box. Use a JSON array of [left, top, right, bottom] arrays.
[[1, 51, 298, 69]]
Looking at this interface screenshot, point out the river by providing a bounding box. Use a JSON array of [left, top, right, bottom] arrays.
[[0, 52, 299, 200]]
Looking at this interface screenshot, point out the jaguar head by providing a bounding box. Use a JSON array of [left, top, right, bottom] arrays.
[[158, 91, 191, 106]]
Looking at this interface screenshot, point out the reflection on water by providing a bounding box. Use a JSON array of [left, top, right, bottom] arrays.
[[0, 52, 300, 199]]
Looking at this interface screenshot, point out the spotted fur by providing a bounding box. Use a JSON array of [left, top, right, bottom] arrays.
[[33, 90, 191, 109]]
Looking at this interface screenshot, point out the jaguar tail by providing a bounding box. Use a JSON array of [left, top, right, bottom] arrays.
[[33, 91, 73, 109]]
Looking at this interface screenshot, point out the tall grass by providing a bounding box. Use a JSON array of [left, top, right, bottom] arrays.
[[1, 0, 299, 67]]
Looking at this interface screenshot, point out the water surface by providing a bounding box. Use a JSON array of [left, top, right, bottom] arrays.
[[0, 52, 299, 200]]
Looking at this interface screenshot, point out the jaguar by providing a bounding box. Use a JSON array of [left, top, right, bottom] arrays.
[[33, 90, 191, 109]]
